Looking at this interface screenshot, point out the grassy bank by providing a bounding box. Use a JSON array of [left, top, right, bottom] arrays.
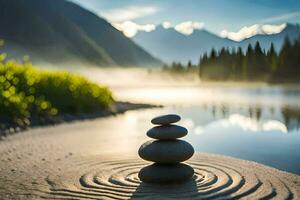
[[0, 58, 114, 131]]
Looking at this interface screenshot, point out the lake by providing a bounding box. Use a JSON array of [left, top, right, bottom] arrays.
[[1, 68, 299, 199], [110, 84, 300, 175], [62, 67, 300, 175]]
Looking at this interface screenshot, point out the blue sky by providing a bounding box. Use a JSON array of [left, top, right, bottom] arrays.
[[71, 0, 300, 39]]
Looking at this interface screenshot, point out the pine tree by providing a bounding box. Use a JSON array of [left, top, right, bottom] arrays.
[[295, 36, 300, 69], [199, 53, 208, 77], [279, 37, 292, 70], [197, 36, 300, 82], [236, 47, 244, 79], [244, 44, 254, 80], [187, 60, 192, 70], [267, 43, 277, 73], [254, 41, 267, 78], [209, 48, 217, 62], [295, 36, 300, 78]]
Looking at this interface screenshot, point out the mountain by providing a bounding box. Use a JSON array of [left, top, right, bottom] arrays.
[[239, 23, 300, 51], [133, 24, 300, 64], [134, 25, 234, 64], [0, 0, 161, 67]]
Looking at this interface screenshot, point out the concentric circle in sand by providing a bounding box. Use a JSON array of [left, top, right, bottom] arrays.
[[44, 154, 300, 199]]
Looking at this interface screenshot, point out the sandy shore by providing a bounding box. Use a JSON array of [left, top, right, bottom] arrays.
[[0, 101, 159, 138], [0, 110, 299, 199]]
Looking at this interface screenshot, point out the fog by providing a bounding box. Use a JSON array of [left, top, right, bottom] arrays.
[[37, 64, 201, 88], [36, 64, 300, 108]]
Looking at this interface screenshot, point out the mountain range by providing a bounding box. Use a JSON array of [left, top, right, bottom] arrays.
[[133, 24, 300, 64], [0, 0, 161, 67], [1, 0, 299, 67]]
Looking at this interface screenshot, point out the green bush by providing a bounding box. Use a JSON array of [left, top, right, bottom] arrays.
[[0, 56, 113, 126]]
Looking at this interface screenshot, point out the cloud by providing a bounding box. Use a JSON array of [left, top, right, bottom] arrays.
[[263, 12, 300, 23], [162, 21, 172, 29], [112, 21, 155, 37], [100, 5, 158, 22], [261, 24, 287, 34], [180, 118, 195, 129], [262, 120, 288, 133], [221, 114, 288, 133], [194, 126, 204, 135], [112, 20, 206, 37], [220, 23, 286, 42], [174, 21, 205, 35]]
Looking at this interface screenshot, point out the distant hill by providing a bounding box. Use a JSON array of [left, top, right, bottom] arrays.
[[133, 24, 300, 64], [239, 23, 300, 52], [134, 25, 233, 64], [0, 0, 161, 67]]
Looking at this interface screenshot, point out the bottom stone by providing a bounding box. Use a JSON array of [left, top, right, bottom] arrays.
[[138, 163, 194, 184]]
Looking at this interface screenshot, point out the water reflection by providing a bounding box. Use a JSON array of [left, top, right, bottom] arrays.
[[112, 85, 300, 108], [114, 85, 300, 174], [172, 104, 300, 175], [180, 103, 300, 132]]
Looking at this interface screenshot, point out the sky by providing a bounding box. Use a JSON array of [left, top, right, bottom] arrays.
[[71, 0, 300, 41]]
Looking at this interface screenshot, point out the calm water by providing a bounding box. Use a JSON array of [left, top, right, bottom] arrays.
[[113, 85, 300, 175]]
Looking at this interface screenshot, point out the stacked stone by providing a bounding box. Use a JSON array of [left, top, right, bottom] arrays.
[[138, 114, 194, 184]]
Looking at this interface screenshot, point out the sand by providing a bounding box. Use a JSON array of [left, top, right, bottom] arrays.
[[0, 111, 299, 199]]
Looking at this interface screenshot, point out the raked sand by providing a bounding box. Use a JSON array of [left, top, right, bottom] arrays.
[[0, 111, 300, 199]]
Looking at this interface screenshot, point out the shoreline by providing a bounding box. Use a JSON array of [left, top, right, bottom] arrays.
[[1, 152, 299, 199], [0, 107, 299, 199], [0, 101, 161, 139]]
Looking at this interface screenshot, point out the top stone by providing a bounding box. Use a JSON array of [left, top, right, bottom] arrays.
[[151, 114, 181, 125]]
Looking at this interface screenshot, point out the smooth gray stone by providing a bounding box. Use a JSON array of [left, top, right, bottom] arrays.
[[151, 114, 181, 125], [138, 140, 194, 163], [138, 163, 194, 183], [147, 125, 188, 140]]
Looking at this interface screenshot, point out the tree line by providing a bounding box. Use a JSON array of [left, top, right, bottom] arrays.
[[163, 36, 300, 82]]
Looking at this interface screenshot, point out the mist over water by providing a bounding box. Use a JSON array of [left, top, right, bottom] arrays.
[[37, 64, 300, 174], [37, 64, 199, 86]]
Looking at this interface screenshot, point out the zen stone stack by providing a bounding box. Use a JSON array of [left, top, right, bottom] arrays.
[[138, 114, 195, 183]]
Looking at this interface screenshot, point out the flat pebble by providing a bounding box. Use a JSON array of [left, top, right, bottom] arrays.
[[147, 125, 187, 140], [138, 163, 194, 183], [151, 114, 181, 125], [138, 140, 194, 163]]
